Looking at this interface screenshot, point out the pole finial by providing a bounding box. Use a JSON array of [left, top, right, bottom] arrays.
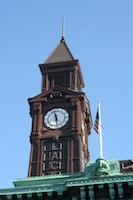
[[61, 16, 65, 41]]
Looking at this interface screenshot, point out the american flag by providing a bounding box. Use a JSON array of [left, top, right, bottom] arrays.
[[94, 108, 100, 134]]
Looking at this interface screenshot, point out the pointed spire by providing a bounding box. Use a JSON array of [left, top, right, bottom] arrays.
[[61, 16, 65, 42], [44, 40, 74, 64], [44, 17, 75, 64]]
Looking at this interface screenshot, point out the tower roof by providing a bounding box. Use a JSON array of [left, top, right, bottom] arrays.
[[44, 36, 75, 64]]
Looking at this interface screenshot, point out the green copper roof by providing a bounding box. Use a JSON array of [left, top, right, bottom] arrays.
[[0, 159, 133, 199]]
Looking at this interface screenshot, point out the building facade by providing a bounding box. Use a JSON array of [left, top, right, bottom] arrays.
[[0, 35, 133, 199]]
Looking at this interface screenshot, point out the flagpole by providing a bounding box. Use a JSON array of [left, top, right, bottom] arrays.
[[98, 99, 103, 158]]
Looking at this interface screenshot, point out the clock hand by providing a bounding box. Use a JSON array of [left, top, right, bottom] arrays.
[[54, 111, 58, 123]]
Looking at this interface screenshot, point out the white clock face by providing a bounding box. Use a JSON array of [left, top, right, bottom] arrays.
[[44, 108, 69, 129]]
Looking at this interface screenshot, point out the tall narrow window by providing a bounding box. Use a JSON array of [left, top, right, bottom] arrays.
[[43, 141, 67, 175]]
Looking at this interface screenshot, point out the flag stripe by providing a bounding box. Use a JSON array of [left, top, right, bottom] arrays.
[[94, 108, 100, 134]]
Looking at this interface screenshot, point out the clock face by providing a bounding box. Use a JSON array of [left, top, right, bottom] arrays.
[[44, 108, 69, 129]]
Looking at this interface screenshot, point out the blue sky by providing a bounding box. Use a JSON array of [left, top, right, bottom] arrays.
[[0, 0, 133, 188]]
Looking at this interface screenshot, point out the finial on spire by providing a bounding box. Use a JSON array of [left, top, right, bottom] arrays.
[[61, 16, 65, 42]]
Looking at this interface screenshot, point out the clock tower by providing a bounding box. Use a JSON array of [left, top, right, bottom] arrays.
[[28, 36, 92, 177]]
